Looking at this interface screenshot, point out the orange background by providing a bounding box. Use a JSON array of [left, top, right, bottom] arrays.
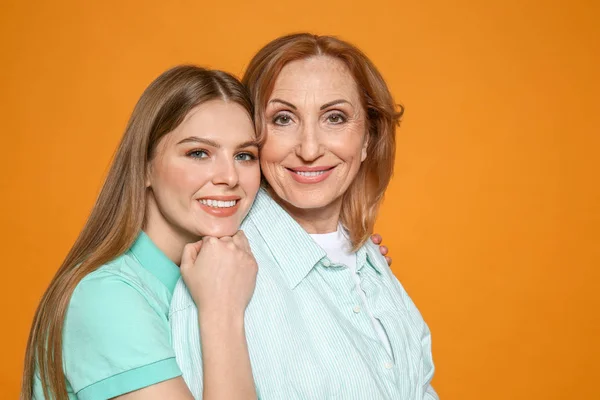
[[1, 0, 598, 398]]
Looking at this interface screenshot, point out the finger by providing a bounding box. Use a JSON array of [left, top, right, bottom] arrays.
[[233, 230, 252, 252], [219, 236, 233, 242], [203, 236, 219, 246], [371, 233, 382, 245], [181, 241, 203, 268], [379, 245, 388, 256], [385, 256, 392, 266]]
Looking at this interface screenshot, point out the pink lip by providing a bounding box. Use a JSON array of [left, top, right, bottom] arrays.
[[287, 166, 335, 184], [289, 166, 335, 172]]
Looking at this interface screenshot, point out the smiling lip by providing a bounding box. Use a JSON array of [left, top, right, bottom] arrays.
[[287, 166, 336, 184], [198, 195, 241, 218]]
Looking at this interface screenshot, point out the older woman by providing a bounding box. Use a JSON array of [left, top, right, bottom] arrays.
[[171, 34, 437, 399]]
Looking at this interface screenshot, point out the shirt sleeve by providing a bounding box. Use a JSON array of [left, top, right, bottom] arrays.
[[368, 242, 439, 400], [63, 271, 181, 400], [390, 274, 439, 400]]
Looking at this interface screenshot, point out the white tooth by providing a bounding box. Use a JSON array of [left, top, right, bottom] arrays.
[[297, 170, 325, 177], [200, 199, 238, 208]]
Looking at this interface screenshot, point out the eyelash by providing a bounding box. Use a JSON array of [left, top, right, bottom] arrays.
[[186, 149, 257, 163], [325, 111, 347, 124], [272, 111, 294, 126], [235, 152, 258, 162], [271, 110, 348, 126], [187, 149, 208, 159]]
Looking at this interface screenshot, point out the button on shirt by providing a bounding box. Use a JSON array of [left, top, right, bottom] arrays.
[[309, 225, 393, 356], [170, 189, 438, 399]]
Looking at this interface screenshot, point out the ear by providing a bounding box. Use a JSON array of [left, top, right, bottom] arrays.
[[145, 162, 152, 188], [360, 132, 370, 162]]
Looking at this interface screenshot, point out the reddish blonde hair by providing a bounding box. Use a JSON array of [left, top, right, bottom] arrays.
[[21, 66, 253, 400], [242, 33, 402, 250]]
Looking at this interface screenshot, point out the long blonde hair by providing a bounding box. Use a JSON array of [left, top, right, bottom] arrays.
[[243, 33, 402, 250], [21, 65, 253, 400]]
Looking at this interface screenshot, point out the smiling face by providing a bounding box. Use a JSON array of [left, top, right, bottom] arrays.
[[260, 56, 369, 223], [145, 100, 261, 244]]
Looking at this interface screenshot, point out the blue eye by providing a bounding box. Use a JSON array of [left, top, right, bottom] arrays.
[[188, 150, 208, 159], [235, 152, 257, 162]]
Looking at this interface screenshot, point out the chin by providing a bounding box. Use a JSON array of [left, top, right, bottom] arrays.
[[285, 194, 335, 210], [198, 223, 240, 238]]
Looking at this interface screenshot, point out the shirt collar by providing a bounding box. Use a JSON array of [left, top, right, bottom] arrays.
[[129, 231, 181, 295], [244, 188, 326, 289]]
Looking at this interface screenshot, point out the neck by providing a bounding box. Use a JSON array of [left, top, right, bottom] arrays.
[[270, 189, 342, 234], [144, 194, 199, 266]]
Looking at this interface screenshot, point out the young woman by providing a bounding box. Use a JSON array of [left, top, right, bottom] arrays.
[[22, 66, 261, 400]]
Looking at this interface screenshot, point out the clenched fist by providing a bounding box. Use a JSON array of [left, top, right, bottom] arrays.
[[180, 230, 258, 319]]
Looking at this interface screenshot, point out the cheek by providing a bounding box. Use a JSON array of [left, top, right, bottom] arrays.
[[239, 164, 262, 194], [260, 130, 296, 164], [259, 142, 284, 175], [154, 161, 209, 196], [329, 128, 367, 161]]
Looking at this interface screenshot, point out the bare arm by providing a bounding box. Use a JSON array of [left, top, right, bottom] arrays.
[[112, 377, 194, 400], [181, 232, 258, 400], [199, 312, 256, 399]]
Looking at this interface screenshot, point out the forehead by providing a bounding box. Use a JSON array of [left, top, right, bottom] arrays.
[[270, 56, 360, 102], [171, 100, 254, 141]]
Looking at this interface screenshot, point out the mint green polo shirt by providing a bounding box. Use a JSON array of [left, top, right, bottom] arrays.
[[33, 232, 182, 400]]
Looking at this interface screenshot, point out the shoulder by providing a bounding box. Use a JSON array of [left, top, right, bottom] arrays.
[[73, 251, 170, 313], [66, 252, 170, 342], [363, 240, 391, 273], [78, 251, 145, 289]]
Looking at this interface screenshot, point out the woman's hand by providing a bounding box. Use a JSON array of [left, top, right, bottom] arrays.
[[371, 233, 392, 266], [180, 231, 258, 400], [180, 230, 258, 318]]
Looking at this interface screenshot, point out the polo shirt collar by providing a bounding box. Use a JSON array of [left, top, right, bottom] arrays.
[[245, 188, 326, 289], [130, 231, 181, 294]]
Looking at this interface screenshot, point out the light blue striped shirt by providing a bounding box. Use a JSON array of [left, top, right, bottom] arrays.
[[170, 189, 438, 399]]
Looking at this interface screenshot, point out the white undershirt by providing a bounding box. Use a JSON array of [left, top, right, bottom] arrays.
[[310, 225, 393, 355]]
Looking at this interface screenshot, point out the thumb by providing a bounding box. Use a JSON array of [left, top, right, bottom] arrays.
[[181, 241, 203, 268]]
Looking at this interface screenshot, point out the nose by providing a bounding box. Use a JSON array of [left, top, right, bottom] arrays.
[[295, 122, 324, 162], [211, 155, 239, 187]]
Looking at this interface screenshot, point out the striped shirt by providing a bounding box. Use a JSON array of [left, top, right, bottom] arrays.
[[170, 188, 438, 399]]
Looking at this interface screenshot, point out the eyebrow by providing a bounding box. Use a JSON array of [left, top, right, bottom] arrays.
[[177, 136, 259, 150], [268, 98, 297, 110], [236, 140, 260, 150], [320, 99, 352, 110], [268, 98, 352, 110]]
